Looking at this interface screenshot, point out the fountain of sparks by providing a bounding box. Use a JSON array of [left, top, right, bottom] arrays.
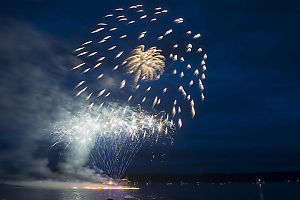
[[52, 103, 174, 179]]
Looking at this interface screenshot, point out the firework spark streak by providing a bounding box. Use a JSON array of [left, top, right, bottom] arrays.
[[61, 2, 208, 178]]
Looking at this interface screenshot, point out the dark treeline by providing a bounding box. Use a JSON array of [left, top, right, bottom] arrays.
[[125, 171, 300, 183]]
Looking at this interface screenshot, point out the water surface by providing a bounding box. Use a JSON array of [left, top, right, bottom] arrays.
[[0, 182, 300, 200]]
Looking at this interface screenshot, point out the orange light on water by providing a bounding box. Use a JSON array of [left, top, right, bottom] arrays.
[[74, 185, 139, 190], [88, 186, 139, 190]]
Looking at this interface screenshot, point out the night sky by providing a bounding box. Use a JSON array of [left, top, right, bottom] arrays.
[[0, 0, 299, 178]]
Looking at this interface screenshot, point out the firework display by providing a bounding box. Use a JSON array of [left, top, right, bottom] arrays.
[[72, 3, 208, 128], [124, 45, 165, 84], [56, 2, 208, 178]]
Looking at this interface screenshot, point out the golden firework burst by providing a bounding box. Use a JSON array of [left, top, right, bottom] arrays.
[[124, 45, 165, 84]]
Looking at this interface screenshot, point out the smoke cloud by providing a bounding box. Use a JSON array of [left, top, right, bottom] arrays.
[[0, 19, 107, 183]]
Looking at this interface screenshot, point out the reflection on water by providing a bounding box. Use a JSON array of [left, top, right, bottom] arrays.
[[59, 189, 141, 200], [256, 178, 264, 200], [60, 190, 91, 200], [1, 182, 300, 200]]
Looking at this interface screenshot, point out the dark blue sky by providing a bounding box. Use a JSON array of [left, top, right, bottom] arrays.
[[0, 0, 299, 177]]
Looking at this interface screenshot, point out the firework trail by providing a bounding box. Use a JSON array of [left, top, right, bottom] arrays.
[[64, 2, 208, 178]]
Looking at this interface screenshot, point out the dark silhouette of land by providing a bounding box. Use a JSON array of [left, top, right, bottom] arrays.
[[2, 170, 300, 184], [125, 171, 300, 183]]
